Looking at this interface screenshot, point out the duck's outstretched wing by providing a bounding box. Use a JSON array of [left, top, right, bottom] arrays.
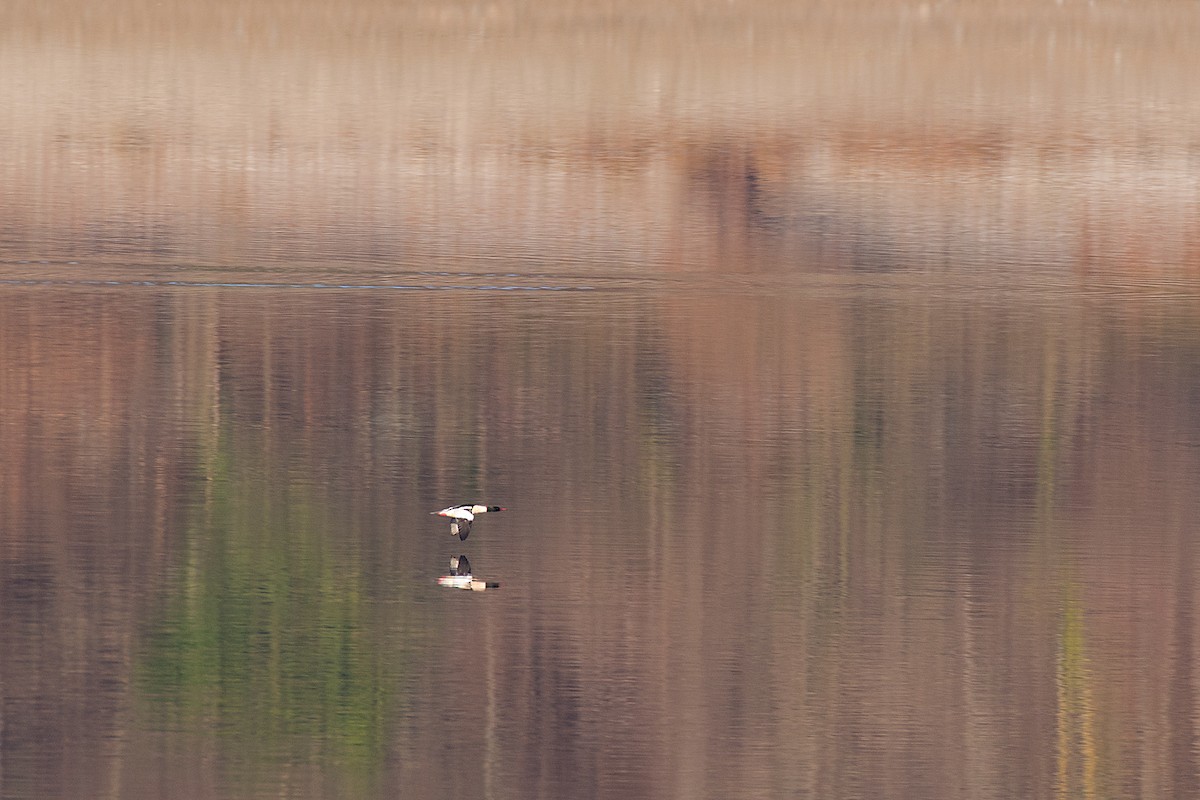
[[450, 518, 472, 540], [449, 554, 472, 576]]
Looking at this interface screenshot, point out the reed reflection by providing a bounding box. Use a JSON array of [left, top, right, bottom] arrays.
[[1, 285, 1199, 798], [134, 387, 398, 798]]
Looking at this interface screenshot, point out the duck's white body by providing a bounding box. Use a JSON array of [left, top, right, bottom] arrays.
[[433, 504, 506, 540]]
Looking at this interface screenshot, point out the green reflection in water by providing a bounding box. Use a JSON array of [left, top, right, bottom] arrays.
[[137, 424, 396, 796], [1056, 585, 1097, 800]]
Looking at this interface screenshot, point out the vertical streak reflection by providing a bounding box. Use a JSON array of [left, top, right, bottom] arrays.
[[485, 600, 497, 800], [1056, 585, 1096, 800]]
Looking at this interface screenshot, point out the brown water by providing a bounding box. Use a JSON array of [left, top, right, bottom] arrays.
[[3, 2, 1200, 799]]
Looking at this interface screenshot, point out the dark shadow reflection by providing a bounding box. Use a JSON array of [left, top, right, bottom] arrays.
[[449, 554, 470, 577]]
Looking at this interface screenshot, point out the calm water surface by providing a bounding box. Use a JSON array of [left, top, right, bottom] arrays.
[[3, 283, 1200, 799], [3, 1, 1200, 798]]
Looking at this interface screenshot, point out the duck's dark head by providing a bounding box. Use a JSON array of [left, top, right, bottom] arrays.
[[488, 506, 506, 513]]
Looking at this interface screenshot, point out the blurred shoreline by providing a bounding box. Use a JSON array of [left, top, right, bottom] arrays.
[[2, 0, 1198, 277]]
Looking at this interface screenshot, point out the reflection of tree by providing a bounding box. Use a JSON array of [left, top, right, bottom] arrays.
[[137, 420, 398, 797]]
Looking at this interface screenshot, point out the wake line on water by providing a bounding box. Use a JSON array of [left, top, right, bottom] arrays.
[[0, 260, 643, 290], [0, 277, 600, 292], [7, 262, 1194, 299]]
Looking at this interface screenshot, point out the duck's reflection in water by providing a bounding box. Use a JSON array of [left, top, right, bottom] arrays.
[[437, 554, 500, 591]]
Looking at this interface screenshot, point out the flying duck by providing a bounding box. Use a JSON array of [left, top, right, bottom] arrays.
[[432, 504, 506, 540]]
